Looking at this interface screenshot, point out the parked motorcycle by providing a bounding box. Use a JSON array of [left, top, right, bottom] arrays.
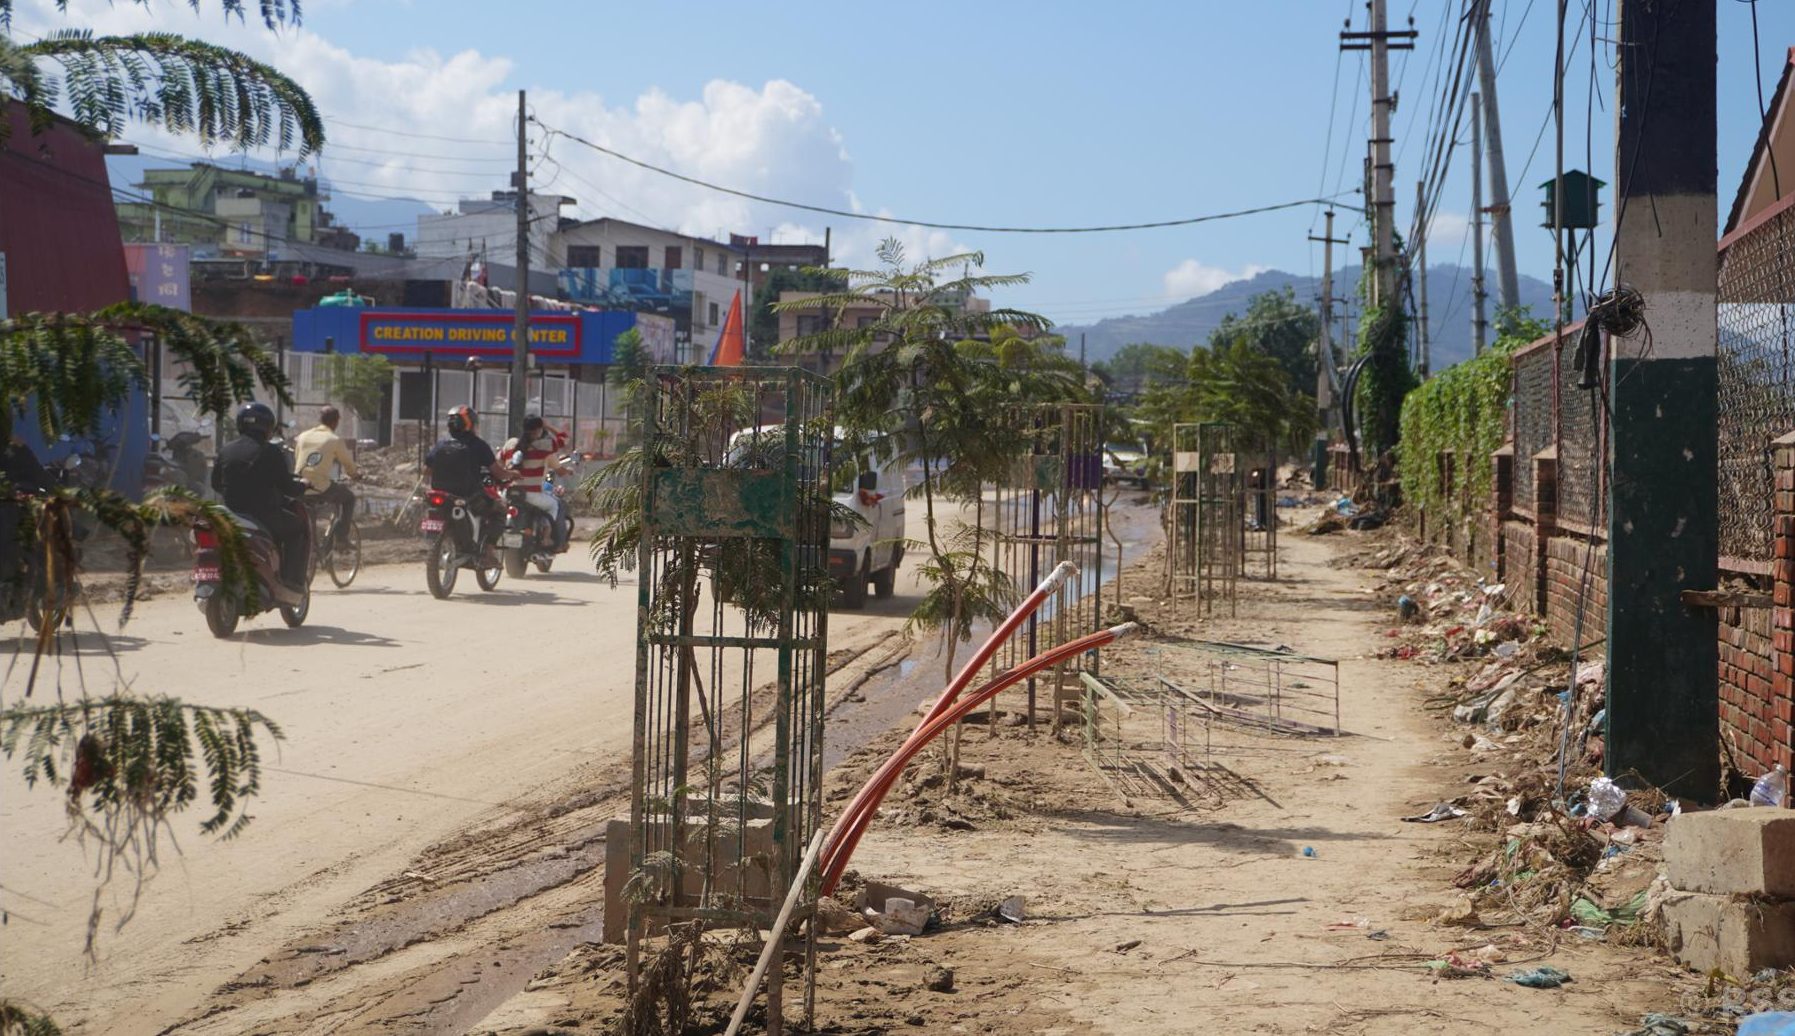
[[143, 431, 211, 497], [419, 483, 503, 598], [500, 464, 573, 578], [190, 501, 315, 637]]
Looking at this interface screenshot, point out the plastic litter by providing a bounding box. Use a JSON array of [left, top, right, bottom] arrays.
[[1738, 1012, 1795, 1036], [1302, 846, 1316, 858], [1507, 965, 1572, 988], [1402, 802, 1468, 823], [1397, 595, 1420, 621], [1619, 1014, 1692, 1036], [995, 895, 1026, 924], [1587, 777, 1628, 821], [1750, 764, 1789, 808]]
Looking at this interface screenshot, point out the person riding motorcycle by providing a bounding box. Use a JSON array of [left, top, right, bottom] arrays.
[[424, 406, 515, 547], [211, 402, 308, 590], [294, 404, 360, 546], [500, 414, 572, 551]]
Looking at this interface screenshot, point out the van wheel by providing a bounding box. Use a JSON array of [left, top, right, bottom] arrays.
[[839, 554, 868, 609], [871, 564, 895, 600]]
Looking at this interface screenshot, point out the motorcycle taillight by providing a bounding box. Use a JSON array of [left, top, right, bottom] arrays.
[[194, 528, 218, 550], [507, 506, 518, 519], [427, 491, 448, 507]]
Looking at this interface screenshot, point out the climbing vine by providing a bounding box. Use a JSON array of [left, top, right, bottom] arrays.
[[1396, 310, 1549, 531]]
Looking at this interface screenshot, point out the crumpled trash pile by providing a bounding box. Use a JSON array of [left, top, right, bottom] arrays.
[[1369, 545, 1547, 662]]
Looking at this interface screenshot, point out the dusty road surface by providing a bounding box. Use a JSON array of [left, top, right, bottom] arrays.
[[1, 495, 1159, 1034], [0, 547, 914, 1033], [479, 513, 1687, 1035]]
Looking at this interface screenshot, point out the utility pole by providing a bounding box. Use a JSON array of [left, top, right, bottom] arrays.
[[1470, 93, 1488, 355], [1416, 181, 1430, 376], [1604, 0, 1718, 801], [1339, 0, 1413, 305], [1309, 210, 1347, 429], [509, 88, 530, 437], [1473, 0, 1521, 314]]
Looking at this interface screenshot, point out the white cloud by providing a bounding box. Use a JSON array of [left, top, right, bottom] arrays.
[[23, 0, 971, 271], [1161, 260, 1268, 301], [1423, 210, 1473, 255]]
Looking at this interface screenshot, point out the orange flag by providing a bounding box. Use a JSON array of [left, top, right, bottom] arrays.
[[709, 289, 745, 366]]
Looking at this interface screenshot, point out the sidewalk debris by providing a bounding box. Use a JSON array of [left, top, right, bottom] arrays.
[[1507, 965, 1572, 989], [1402, 802, 1468, 823]]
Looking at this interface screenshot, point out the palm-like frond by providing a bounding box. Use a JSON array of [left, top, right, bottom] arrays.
[[2, 305, 290, 440], [17, 30, 324, 156], [3, 1, 303, 30]]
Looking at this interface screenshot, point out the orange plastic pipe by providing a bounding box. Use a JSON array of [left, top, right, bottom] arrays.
[[816, 561, 1076, 868], [818, 622, 1138, 895]]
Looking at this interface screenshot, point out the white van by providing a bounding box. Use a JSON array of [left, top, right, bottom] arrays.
[[829, 443, 907, 608], [724, 427, 906, 609]]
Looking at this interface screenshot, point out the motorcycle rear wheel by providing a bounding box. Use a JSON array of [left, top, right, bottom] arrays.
[[426, 534, 457, 599], [476, 554, 503, 591], [205, 593, 240, 638], [503, 546, 527, 579]]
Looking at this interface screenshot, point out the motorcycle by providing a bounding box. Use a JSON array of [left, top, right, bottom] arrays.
[[143, 431, 210, 497], [190, 499, 315, 637], [419, 482, 504, 598], [500, 461, 573, 578]]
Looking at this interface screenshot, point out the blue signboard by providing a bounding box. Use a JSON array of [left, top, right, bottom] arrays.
[[291, 306, 632, 366]]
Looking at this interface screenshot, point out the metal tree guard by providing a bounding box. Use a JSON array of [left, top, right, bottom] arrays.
[[626, 365, 831, 1030], [983, 402, 1105, 731]]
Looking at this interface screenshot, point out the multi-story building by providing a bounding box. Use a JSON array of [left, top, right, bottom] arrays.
[[551, 218, 752, 363], [415, 191, 575, 272], [115, 163, 338, 255]]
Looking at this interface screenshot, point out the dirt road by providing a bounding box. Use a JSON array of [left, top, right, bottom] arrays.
[[0, 547, 917, 1034]]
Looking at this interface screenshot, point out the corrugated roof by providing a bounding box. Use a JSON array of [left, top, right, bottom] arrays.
[[0, 109, 131, 313], [1726, 46, 1795, 235]]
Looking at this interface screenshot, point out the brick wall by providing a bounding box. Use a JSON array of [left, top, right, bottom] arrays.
[[1544, 535, 1607, 647], [1719, 589, 1781, 776], [1501, 521, 1538, 616]]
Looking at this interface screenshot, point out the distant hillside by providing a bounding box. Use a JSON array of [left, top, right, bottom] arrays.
[[1055, 265, 1557, 372]]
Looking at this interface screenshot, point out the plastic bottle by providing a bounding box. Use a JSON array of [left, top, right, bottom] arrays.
[[1750, 764, 1789, 808]]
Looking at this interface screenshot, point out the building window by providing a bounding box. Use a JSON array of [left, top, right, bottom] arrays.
[[716, 253, 726, 275], [796, 315, 824, 336], [692, 291, 705, 324], [664, 246, 682, 270], [694, 246, 705, 270], [709, 301, 720, 325], [857, 315, 877, 329], [616, 246, 649, 269], [567, 245, 601, 268], [238, 222, 253, 245]]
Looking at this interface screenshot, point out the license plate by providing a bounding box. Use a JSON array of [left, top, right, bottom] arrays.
[[192, 566, 221, 583], [500, 532, 524, 548], [420, 518, 445, 533]]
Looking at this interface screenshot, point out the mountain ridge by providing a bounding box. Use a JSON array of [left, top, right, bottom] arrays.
[[1053, 265, 1557, 372]]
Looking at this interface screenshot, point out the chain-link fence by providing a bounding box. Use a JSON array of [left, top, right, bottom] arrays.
[[1511, 341, 1556, 514], [1717, 197, 1795, 565], [1557, 326, 1606, 532]]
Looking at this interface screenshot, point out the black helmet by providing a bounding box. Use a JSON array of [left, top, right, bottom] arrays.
[[447, 405, 476, 435], [236, 401, 276, 438]]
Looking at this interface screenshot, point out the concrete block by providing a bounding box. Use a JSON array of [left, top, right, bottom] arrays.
[[1664, 809, 1795, 897], [1662, 891, 1795, 975]]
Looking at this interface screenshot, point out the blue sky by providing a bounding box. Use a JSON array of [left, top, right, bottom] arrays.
[[44, 0, 1795, 328]]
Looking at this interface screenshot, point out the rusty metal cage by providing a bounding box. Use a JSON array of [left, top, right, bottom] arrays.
[[1167, 423, 1201, 599], [1180, 423, 1279, 616], [625, 366, 831, 1024], [1717, 198, 1795, 567], [983, 402, 1105, 730]]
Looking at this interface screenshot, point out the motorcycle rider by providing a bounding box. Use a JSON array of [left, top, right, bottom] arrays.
[[294, 405, 360, 545], [212, 402, 308, 590], [501, 414, 572, 551], [424, 405, 515, 549]]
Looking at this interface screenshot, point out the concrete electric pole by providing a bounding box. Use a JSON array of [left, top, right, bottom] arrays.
[[1416, 181, 1430, 376], [1603, 0, 1719, 800], [509, 88, 531, 437], [1472, 0, 1521, 315], [1470, 93, 1488, 355], [1309, 209, 1347, 428]]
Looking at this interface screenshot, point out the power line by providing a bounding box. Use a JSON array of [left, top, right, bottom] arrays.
[[321, 114, 510, 147], [538, 120, 1358, 235]]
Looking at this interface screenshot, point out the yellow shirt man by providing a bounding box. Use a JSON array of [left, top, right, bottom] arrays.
[[294, 410, 359, 491]]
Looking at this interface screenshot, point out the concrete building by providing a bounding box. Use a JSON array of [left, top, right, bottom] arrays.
[[733, 239, 829, 295], [551, 218, 751, 363], [115, 163, 340, 256], [415, 191, 575, 271]]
